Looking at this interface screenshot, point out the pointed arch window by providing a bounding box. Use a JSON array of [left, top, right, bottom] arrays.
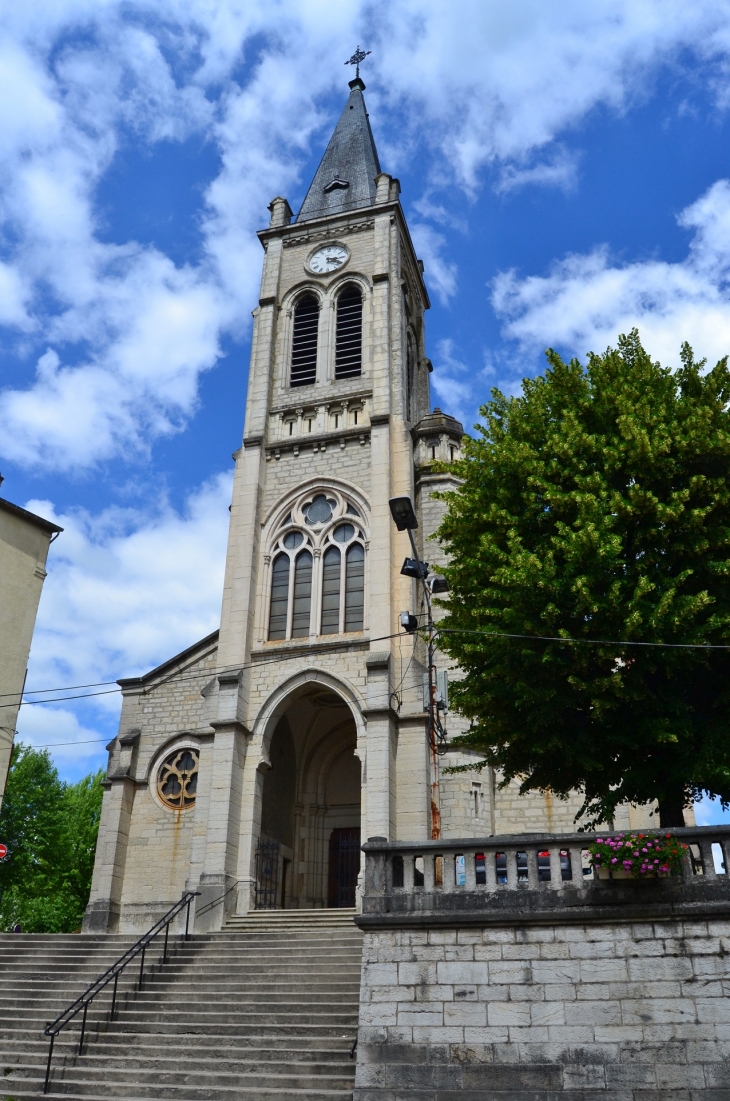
[[321, 546, 341, 634], [290, 295, 319, 387], [268, 553, 290, 640], [344, 543, 365, 632], [335, 285, 362, 379], [318, 527, 364, 634], [267, 493, 366, 641], [291, 551, 313, 637]]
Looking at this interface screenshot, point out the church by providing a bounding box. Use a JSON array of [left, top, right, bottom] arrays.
[[83, 75, 647, 936]]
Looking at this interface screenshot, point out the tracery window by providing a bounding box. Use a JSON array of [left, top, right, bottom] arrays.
[[335, 285, 362, 379], [156, 747, 199, 811], [267, 489, 367, 640], [290, 294, 319, 387]]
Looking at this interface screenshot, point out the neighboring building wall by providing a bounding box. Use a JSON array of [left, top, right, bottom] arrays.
[[0, 495, 61, 807], [356, 915, 730, 1099]]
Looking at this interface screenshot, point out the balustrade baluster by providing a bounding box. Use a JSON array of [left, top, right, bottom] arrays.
[[464, 849, 477, 890], [424, 853, 435, 891], [721, 839, 730, 877], [403, 853, 415, 890], [505, 847, 518, 889], [485, 847, 498, 892], [549, 847, 563, 889], [526, 846, 540, 889], [569, 846, 586, 888], [700, 839, 718, 879]]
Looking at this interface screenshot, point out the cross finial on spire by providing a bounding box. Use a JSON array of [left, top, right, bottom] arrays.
[[345, 45, 371, 79]]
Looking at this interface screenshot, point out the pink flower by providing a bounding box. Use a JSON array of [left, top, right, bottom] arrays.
[[611, 858, 618, 864]]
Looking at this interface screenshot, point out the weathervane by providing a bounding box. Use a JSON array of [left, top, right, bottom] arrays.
[[345, 45, 371, 79]]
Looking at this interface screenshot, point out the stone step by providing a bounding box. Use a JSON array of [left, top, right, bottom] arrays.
[[5, 1087, 354, 1101], [0, 1017, 358, 1034], [6, 1061, 356, 1089], [1, 1041, 355, 1066], [0, 939, 359, 961], [0, 916, 362, 1101], [0, 985, 361, 1006]]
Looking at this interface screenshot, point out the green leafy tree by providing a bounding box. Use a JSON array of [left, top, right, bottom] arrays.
[[437, 330, 730, 827], [0, 744, 104, 931]]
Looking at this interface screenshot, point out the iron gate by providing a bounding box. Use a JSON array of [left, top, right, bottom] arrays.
[[328, 827, 361, 908], [255, 838, 280, 910]]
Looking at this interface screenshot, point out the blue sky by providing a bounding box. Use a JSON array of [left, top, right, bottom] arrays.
[[1, 1, 730, 824]]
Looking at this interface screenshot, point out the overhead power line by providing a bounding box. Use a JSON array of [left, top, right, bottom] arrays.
[[0, 629, 414, 712], [437, 627, 730, 650], [4, 624, 730, 714]]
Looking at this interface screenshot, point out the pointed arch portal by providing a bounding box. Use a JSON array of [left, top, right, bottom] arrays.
[[256, 685, 361, 909]]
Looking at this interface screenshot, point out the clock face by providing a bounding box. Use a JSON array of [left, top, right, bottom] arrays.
[[309, 245, 348, 274]]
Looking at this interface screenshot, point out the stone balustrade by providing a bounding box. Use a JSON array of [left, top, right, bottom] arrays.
[[358, 825, 730, 927]]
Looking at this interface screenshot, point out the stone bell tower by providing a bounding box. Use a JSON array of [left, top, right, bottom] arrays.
[[85, 75, 470, 935], [195, 75, 447, 924]]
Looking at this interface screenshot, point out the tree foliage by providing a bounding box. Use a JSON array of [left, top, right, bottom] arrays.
[[0, 744, 104, 931], [436, 331, 730, 827]]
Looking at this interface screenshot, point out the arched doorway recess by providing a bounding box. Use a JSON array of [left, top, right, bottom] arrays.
[[257, 685, 361, 909]]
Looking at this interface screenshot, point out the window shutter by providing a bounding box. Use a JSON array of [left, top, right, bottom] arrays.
[[335, 286, 362, 379], [290, 295, 319, 386]]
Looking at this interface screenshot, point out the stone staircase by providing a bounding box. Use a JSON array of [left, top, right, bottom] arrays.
[[0, 909, 362, 1100]]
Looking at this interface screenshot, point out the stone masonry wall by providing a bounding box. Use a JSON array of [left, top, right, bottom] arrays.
[[355, 916, 730, 1099]]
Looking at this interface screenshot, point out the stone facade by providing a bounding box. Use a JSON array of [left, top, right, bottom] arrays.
[[0, 491, 61, 807], [85, 79, 659, 935], [354, 830, 730, 1099], [355, 915, 730, 1099]]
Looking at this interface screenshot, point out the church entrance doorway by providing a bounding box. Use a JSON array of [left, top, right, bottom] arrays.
[[256, 685, 361, 909]]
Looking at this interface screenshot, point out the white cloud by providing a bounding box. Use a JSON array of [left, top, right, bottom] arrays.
[[492, 179, 730, 370], [409, 224, 457, 305], [695, 795, 730, 829], [374, 0, 730, 187], [430, 339, 474, 425], [3, 3, 730, 470], [27, 472, 232, 685], [496, 147, 579, 195], [15, 473, 232, 776], [15, 706, 108, 775]]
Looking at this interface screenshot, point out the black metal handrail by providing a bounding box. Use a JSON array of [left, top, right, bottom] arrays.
[[42, 890, 199, 1094]]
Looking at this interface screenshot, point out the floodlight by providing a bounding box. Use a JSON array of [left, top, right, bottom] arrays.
[[399, 611, 418, 633], [429, 575, 449, 594], [389, 496, 418, 531], [401, 557, 429, 579]]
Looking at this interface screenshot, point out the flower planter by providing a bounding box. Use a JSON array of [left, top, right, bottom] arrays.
[[589, 832, 686, 879], [597, 867, 670, 881]]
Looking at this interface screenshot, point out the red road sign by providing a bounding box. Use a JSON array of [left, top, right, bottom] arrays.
[[0, 844, 7, 859]]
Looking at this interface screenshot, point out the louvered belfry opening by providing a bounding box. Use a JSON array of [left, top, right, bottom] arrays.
[[290, 294, 319, 386], [335, 285, 363, 378]]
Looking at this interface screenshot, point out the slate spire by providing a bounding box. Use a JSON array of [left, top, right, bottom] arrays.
[[296, 79, 381, 223]]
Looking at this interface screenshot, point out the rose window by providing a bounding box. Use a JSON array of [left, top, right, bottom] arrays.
[[156, 747, 200, 811]]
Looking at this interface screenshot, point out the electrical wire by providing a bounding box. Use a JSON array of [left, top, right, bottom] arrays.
[[17, 692, 367, 751], [7, 622, 730, 715], [0, 630, 411, 711], [437, 627, 730, 649]]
